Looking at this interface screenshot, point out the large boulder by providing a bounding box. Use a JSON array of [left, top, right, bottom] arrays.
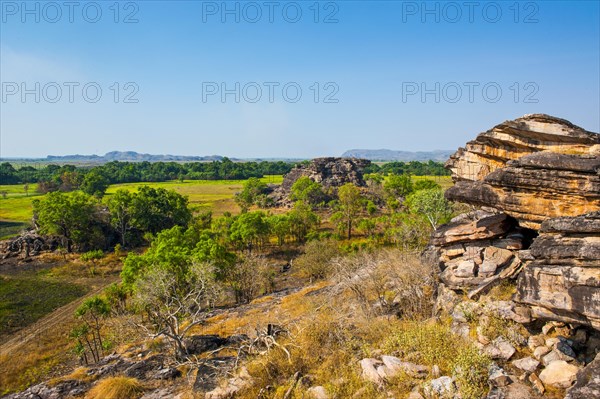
[[445, 114, 599, 229], [515, 212, 600, 330]]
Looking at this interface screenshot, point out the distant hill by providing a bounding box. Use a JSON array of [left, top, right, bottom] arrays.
[[341, 149, 454, 162], [44, 151, 226, 163]]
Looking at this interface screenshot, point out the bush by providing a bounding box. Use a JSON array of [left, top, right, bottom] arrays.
[[86, 376, 144, 399], [294, 239, 341, 281], [384, 321, 491, 399], [226, 255, 273, 304], [332, 250, 434, 318]]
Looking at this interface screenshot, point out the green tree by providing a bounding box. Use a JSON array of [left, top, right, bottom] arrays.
[[268, 214, 291, 245], [332, 183, 363, 239], [33, 191, 99, 252], [229, 211, 270, 252], [235, 177, 269, 212], [73, 296, 111, 363], [414, 179, 441, 191], [107, 189, 134, 247], [406, 188, 453, 230], [81, 170, 109, 197], [287, 201, 319, 242], [130, 186, 192, 234], [384, 173, 414, 199], [290, 176, 326, 207]]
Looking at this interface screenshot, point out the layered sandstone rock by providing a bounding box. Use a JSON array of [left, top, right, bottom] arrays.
[[516, 212, 600, 330], [445, 114, 600, 230], [446, 114, 599, 182], [446, 152, 600, 229], [427, 210, 528, 294]]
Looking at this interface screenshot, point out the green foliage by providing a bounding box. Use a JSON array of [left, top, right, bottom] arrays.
[[235, 177, 269, 211], [80, 170, 109, 197], [287, 201, 320, 242], [107, 189, 133, 247], [413, 178, 441, 191], [81, 249, 104, 262], [384, 173, 414, 199], [290, 176, 326, 207], [73, 296, 111, 363], [32, 191, 100, 252], [121, 225, 234, 288], [384, 321, 491, 399], [332, 183, 364, 239], [406, 188, 453, 229], [129, 186, 192, 235], [229, 211, 270, 252]]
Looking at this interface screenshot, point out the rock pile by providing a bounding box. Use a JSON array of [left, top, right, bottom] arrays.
[[271, 157, 370, 206]]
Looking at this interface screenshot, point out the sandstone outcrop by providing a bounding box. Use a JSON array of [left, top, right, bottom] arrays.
[[515, 212, 600, 330], [271, 157, 370, 206], [427, 210, 529, 296], [430, 115, 600, 331], [445, 114, 600, 229], [446, 152, 600, 230]]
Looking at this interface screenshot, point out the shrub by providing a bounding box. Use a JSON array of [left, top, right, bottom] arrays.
[[86, 376, 144, 399], [294, 239, 341, 281], [384, 321, 490, 399]]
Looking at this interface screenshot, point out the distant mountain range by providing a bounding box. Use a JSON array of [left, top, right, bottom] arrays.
[[341, 149, 454, 162], [43, 151, 226, 163]]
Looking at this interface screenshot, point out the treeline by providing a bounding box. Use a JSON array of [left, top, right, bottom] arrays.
[[0, 158, 294, 187], [365, 160, 450, 176], [0, 159, 449, 189]]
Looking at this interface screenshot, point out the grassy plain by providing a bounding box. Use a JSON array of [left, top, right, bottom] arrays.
[[0, 176, 284, 237]]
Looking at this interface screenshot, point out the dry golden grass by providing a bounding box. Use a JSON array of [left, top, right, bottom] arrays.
[[85, 376, 144, 399]]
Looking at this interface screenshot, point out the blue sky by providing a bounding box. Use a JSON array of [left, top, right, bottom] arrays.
[[1, 0, 599, 158]]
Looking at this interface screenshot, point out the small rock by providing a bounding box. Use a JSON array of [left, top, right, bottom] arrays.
[[431, 365, 441, 378], [528, 373, 545, 395], [360, 358, 384, 384], [488, 363, 512, 387], [546, 337, 560, 348], [380, 356, 428, 378], [533, 346, 551, 360], [484, 337, 516, 360], [407, 391, 425, 399], [512, 357, 540, 373], [424, 376, 455, 398], [455, 260, 476, 278], [528, 335, 545, 351], [557, 340, 577, 359], [153, 367, 181, 380], [542, 323, 555, 336], [451, 322, 470, 338], [307, 386, 329, 399], [539, 360, 579, 388]]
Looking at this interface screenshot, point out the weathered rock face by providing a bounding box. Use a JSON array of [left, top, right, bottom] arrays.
[[272, 157, 370, 206], [281, 157, 370, 191], [446, 152, 600, 230], [427, 210, 530, 296], [516, 212, 600, 330], [445, 114, 600, 229], [446, 114, 599, 182]]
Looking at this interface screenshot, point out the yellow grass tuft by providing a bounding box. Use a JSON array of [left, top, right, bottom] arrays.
[[86, 376, 144, 399]]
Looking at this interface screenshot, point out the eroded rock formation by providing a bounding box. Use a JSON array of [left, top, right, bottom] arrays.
[[429, 114, 600, 330], [445, 114, 600, 230], [516, 212, 600, 330], [271, 157, 370, 206]]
